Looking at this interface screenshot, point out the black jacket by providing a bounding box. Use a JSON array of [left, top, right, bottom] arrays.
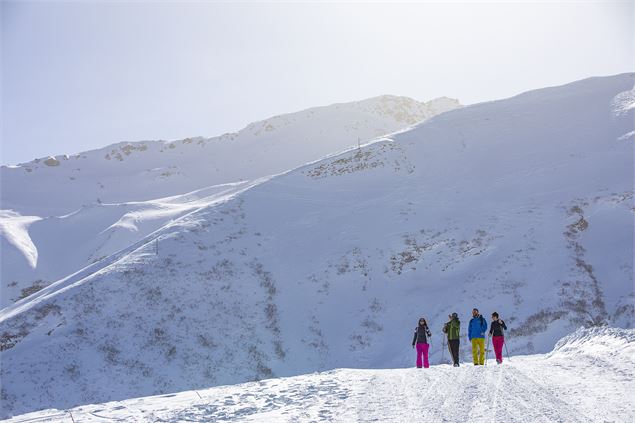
[[412, 324, 432, 345], [489, 320, 507, 337]]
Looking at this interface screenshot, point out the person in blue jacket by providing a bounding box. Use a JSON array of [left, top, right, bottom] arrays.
[[468, 308, 488, 365]]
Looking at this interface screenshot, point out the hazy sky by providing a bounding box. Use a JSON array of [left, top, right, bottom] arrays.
[[2, 1, 633, 165]]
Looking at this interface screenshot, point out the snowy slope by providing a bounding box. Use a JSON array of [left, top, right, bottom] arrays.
[[0, 95, 459, 308], [1, 95, 459, 217], [0, 181, 253, 308], [4, 327, 634, 422], [0, 74, 632, 418]]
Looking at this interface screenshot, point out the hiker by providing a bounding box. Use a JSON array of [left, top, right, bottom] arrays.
[[412, 317, 432, 368], [442, 315, 452, 360], [489, 312, 507, 364], [443, 312, 461, 367], [468, 308, 488, 365]]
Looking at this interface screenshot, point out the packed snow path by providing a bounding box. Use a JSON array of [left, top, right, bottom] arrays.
[[7, 329, 633, 422]]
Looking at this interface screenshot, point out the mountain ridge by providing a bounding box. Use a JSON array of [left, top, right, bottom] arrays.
[[2, 95, 460, 168]]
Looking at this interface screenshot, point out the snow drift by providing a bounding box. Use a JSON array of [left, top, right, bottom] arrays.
[[548, 325, 635, 364]]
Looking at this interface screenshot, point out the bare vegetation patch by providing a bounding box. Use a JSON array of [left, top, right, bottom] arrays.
[[509, 309, 567, 337], [613, 300, 635, 324], [199, 259, 235, 282], [335, 247, 370, 277], [0, 332, 24, 351], [250, 261, 285, 360], [389, 228, 495, 274], [304, 143, 413, 179], [559, 203, 607, 326], [16, 280, 47, 301], [248, 345, 274, 380]]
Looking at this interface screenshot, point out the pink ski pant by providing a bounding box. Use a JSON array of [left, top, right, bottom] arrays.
[[492, 336, 504, 362], [416, 343, 430, 368]]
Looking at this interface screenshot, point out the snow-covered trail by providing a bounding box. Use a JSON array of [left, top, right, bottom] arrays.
[[7, 329, 633, 423]]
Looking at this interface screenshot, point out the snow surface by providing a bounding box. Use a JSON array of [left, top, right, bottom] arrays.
[[3, 327, 633, 422], [0, 95, 459, 308], [0, 74, 633, 418]]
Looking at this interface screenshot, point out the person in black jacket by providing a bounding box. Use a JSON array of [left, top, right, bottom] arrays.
[[412, 317, 432, 368], [489, 312, 508, 364]]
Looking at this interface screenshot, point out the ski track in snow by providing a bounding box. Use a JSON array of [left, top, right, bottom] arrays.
[[6, 347, 633, 423]]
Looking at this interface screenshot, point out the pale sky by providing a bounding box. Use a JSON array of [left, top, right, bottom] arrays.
[[1, 1, 633, 165]]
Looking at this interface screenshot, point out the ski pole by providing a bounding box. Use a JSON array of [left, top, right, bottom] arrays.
[[500, 319, 510, 360], [504, 328, 510, 360], [441, 336, 446, 364], [485, 333, 490, 366]]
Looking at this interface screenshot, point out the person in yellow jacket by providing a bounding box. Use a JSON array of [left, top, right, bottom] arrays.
[[468, 308, 488, 365]]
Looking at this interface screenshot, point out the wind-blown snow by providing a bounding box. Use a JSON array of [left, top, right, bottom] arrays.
[[4, 327, 633, 422], [0, 211, 41, 269], [0, 74, 633, 419]]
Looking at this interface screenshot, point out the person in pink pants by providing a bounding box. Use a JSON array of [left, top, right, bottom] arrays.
[[412, 317, 432, 368], [416, 343, 430, 368], [489, 312, 507, 364]]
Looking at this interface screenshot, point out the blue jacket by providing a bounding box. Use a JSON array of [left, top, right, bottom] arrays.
[[468, 315, 488, 340]]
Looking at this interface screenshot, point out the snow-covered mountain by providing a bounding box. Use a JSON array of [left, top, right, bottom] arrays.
[[0, 74, 633, 418], [4, 327, 634, 422], [1, 95, 459, 217], [0, 95, 459, 308]]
